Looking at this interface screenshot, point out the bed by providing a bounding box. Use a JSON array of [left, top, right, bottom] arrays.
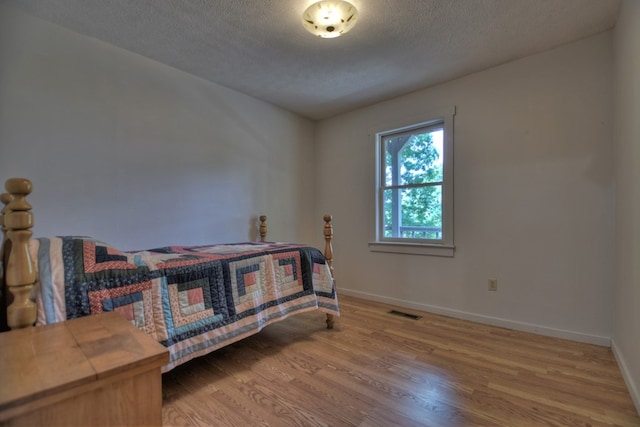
[[0, 177, 339, 372]]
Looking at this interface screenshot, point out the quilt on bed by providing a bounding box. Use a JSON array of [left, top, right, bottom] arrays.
[[31, 237, 339, 371]]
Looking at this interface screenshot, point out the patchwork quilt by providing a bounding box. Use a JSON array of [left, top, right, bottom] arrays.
[[31, 237, 339, 371]]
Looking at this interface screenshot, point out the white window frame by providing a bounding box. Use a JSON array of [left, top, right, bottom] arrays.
[[369, 106, 455, 257]]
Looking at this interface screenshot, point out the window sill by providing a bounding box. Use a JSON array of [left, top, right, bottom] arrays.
[[368, 242, 455, 257]]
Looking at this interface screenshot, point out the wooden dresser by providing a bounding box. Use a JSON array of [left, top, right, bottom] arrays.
[[0, 312, 169, 426]]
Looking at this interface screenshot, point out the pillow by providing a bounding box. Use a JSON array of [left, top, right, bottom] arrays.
[[30, 236, 147, 325]]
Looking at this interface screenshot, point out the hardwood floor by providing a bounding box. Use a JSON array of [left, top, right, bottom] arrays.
[[162, 295, 640, 426]]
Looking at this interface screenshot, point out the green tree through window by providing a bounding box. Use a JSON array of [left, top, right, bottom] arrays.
[[383, 126, 444, 240]]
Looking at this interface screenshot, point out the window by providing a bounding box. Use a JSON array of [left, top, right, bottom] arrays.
[[370, 107, 455, 256]]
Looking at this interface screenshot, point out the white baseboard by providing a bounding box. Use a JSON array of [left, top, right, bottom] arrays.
[[338, 288, 611, 347], [612, 339, 640, 416]]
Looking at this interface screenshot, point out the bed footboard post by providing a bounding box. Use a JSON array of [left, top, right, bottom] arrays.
[[323, 214, 335, 329], [4, 178, 37, 330]]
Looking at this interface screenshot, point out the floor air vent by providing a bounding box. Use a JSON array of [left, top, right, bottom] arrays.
[[388, 310, 422, 320]]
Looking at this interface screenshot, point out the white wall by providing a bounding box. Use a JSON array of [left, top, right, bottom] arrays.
[[0, 5, 317, 250], [613, 0, 640, 412], [316, 32, 614, 345]]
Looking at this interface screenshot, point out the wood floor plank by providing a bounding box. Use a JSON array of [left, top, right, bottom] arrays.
[[162, 294, 640, 426]]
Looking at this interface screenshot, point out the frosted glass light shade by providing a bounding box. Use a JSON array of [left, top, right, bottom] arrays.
[[302, 1, 358, 38]]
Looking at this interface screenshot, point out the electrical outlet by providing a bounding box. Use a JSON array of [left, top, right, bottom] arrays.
[[488, 278, 498, 291]]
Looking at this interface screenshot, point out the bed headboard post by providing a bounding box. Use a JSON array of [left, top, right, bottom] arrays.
[[259, 215, 267, 242], [3, 178, 37, 329]]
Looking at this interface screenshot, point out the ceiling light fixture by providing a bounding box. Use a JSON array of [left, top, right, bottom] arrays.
[[302, 1, 359, 39]]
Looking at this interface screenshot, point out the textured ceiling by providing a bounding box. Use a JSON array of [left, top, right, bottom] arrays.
[[1, 0, 621, 120]]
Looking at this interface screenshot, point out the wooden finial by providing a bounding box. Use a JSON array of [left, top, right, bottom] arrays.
[[0, 193, 12, 208], [5, 178, 32, 212], [1, 192, 12, 235], [4, 178, 37, 329], [259, 215, 267, 242], [323, 214, 335, 329]]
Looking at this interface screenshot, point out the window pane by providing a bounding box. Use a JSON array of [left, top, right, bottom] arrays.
[[383, 185, 442, 240], [384, 128, 443, 187]]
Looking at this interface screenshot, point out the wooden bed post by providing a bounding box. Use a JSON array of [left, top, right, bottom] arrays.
[[3, 178, 37, 329], [259, 215, 267, 242], [323, 214, 335, 329], [0, 193, 11, 234], [1, 192, 12, 332]]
